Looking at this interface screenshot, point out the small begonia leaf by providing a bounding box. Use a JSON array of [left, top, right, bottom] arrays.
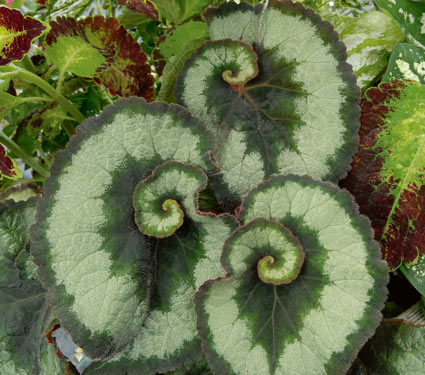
[[0, 198, 63, 374], [176, 0, 360, 204], [117, 0, 159, 20], [31, 98, 237, 373], [358, 319, 425, 375], [383, 43, 425, 84], [340, 81, 425, 270], [195, 174, 388, 375], [0, 6, 48, 66], [0, 182, 41, 202], [375, 0, 425, 50], [0, 143, 22, 180], [44, 16, 154, 99]]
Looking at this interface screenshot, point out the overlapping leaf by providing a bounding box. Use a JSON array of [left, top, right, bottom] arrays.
[[358, 319, 425, 375], [383, 43, 425, 84], [44, 16, 154, 99], [152, 0, 212, 24], [176, 0, 360, 205], [0, 198, 63, 374], [401, 255, 425, 297], [340, 81, 425, 270], [375, 0, 425, 49], [0, 143, 22, 180], [195, 174, 388, 375], [31, 98, 237, 373], [0, 7, 48, 66]]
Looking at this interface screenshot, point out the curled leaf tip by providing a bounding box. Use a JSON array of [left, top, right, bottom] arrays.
[[133, 161, 207, 238]]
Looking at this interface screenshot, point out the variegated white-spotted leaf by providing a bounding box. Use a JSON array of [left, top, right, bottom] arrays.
[[31, 98, 238, 373], [375, 0, 425, 50], [176, 0, 360, 206], [383, 43, 425, 84], [195, 174, 388, 375]]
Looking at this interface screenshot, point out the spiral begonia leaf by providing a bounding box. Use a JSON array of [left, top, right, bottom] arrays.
[[195, 174, 388, 375], [340, 81, 425, 270], [0, 198, 63, 374], [85, 165, 237, 373], [358, 319, 425, 375], [0, 7, 48, 66], [44, 16, 154, 99], [176, 0, 360, 204], [31, 98, 238, 372]]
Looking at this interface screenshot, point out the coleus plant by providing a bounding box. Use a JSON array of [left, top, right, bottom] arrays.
[[6, 0, 425, 374]]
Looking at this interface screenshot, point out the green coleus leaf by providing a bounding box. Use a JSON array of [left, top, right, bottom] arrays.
[[340, 81, 425, 270], [0, 6, 49, 66], [195, 174, 388, 375], [159, 21, 209, 61], [176, 0, 360, 204], [325, 10, 404, 89], [153, 0, 212, 24], [358, 319, 425, 375], [44, 16, 154, 99], [0, 143, 22, 180], [383, 43, 425, 84], [375, 0, 425, 49], [31, 98, 237, 373], [0, 198, 63, 374]]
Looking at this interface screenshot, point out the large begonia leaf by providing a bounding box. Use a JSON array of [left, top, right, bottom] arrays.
[[358, 319, 425, 375], [0, 7, 48, 66], [383, 43, 425, 84], [0, 198, 63, 374], [44, 16, 154, 99], [31, 98, 237, 372], [176, 0, 360, 205], [325, 10, 404, 89], [375, 0, 425, 49], [195, 174, 388, 375], [0, 143, 22, 180], [340, 81, 425, 270]]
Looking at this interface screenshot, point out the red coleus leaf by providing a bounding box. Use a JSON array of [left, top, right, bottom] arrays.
[[0, 6, 48, 66], [341, 80, 425, 270], [0, 144, 22, 180], [45, 16, 154, 99], [117, 0, 159, 20]]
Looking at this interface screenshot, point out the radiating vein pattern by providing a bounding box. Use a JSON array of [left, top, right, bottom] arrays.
[[176, 0, 360, 203], [195, 175, 388, 375]]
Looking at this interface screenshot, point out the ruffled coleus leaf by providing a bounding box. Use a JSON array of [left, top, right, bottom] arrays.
[[195, 174, 388, 375], [340, 81, 425, 270], [383, 43, 425, 84], [176, 0, 360, 204], [0, 7, 49, 66], [358, 319, 425, 375], [375, 0, 425, 50], [0, 198, 63, 374], [44, 16, 154, 99], [0, 143, 22, 180], [31, 98, 237, 373], [117, 0, 159, 20]]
